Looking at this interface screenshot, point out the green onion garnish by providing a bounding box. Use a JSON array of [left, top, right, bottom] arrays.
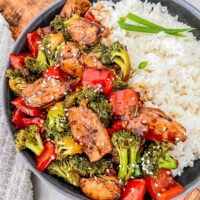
[[118, 13, 194, 37], [138, 61, 148, 69]]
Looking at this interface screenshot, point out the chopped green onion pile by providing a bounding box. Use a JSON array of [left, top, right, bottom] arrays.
[[118, 13, 194, 37]]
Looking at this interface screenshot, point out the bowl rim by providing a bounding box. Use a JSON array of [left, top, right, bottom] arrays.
[[1, 0, 200, 199]]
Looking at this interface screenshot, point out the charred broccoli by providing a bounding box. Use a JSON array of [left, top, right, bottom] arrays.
[[47, 159, 81, 187], [101, 42, 130, 80], [6, 49, 48, 86], [44, 102, 69, 140], [24, 49, 49, 76], [15, 125, 44, 156], [6, 68, 37, 83], [84, 42, 131, 80], [67, 154, 112, 177], [111, 130, 141, 181], [113, 75, 128, 91], [65, 87, 113, 127], [54, 132, 83, 160], [47, 154, 112, 186], [141, 142, 177, 177], [50, 15, 71, 41]]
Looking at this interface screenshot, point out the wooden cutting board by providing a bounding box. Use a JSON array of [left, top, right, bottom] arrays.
[[0, 0, 199, 199]]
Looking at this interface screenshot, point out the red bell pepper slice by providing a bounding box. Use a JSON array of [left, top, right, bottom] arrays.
[[42, 65, 69, 81], [10, 52, 32, 69], [36, 141, 56, 171], [12, 97, 42, 117], [82, 68, 115, 95], [82, 68, 109, 88], [42, 65, 61, 79], [107, 120, 123, 135], [146, 169, 184, 200], [27, 31, 42, 57], [120, 179, 147, 200], [104, 73, 116, 95], [85, 12, 96, 22], [12, 108, 26, 128], [109, 89, 139, 116], [22, 117, 45, 129]]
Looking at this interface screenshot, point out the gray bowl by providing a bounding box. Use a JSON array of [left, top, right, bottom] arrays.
[[2, 0, 200, 199]]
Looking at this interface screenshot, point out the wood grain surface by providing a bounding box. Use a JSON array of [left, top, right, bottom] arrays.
[[0, 0, 54, 39], [0, 0, 199, 199]]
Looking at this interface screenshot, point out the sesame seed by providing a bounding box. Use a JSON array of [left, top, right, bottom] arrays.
[[163, 126, 167, 131], [142, 128, 148, 132], [77, 135, 80, 140], [166, 170, 171, 175], [142, 120, 147, 124]]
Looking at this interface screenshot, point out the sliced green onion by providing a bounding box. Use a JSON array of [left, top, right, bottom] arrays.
[[118, 13, 195, 37], [126, 13, 163, 29], [138, 61, 148, 69]]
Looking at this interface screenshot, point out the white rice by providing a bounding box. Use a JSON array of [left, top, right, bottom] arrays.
[[91, 0, 200, 176]]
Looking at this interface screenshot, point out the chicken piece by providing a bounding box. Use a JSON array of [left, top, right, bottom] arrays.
[[79, 53, 105, 69], [36, 26, 52, 38], [80, 176, 122, 200], [123, 107, 187, 143], [68, 100, 112, 162], [68, 18, 102, 46], [21, 77, 70, 107], [61, 0, 91, 19], [60, 42, 84, 77]]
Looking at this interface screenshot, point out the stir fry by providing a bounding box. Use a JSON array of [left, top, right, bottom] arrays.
[[7, 0, 187, 199]]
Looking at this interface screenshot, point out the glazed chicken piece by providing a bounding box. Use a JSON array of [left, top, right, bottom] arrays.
[[68, 100, 113, 162], [80, 176, 122, 200], [60, 42, 84, 78], [60, 42, 105, 77], [21, 77, 70, 107], [61, 0, 91, 19], [122, 107, 187, 143], [67, 18, 102, 46]]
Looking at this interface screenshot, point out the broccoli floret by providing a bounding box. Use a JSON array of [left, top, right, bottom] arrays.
[[141, 142, 177, 177], [8, 77, 27, 96], [111, 130, 141, 181], [101, 42, 130, 80], [113, 75, 128, 91], [24, 50, 49, 76], [15, 125, 44, 156], [65, 87, 113, 127], [54, 132, 83, 160], [47, 159, 81, 187], [47, 154, 112, 186], [44, 102, 69, 140], [41, 32, 65, 65], [6, 68, 37, 83], [65, 154, 112, 177], [133, 148, 143, 177], [50, 15, 71, 41], [83, 43, 106, 58]]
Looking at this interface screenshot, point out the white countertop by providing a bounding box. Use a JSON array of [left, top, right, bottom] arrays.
[[33, 0, 200, 199]]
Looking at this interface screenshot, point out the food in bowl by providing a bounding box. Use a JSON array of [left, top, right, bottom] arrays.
[[6, 0, 200, 199]]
